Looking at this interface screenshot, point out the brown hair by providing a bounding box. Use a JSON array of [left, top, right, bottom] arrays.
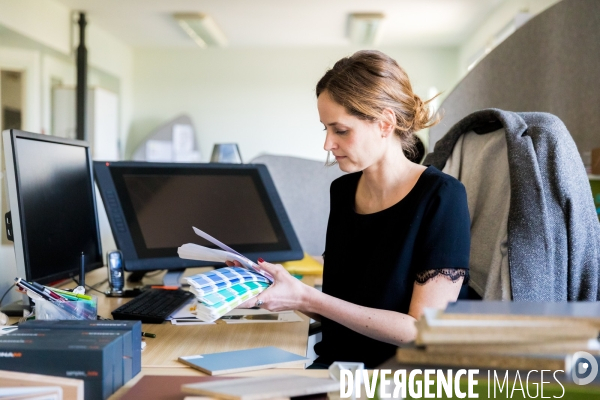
[[316, 50, 439, 159]]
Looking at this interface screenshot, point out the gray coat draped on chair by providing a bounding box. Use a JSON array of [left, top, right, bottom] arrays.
[[425, 108, 600, 301]]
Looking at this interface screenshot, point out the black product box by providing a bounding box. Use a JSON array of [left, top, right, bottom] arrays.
[[0, 332, 118, 400], [7, 329, 125, 393], [20, 319, 142, 377], [15, 326, 131, 386]]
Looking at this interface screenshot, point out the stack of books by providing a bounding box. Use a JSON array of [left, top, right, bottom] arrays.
[[397, 301, 600, 370]]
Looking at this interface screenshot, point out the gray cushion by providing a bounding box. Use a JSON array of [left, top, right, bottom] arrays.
[[250, 155, 345, 256]]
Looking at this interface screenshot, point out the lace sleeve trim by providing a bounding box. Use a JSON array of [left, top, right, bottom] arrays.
[[415, 268, 469, 285]]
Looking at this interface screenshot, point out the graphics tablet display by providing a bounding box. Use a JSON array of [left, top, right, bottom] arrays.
[[93, 162, 302, 272]]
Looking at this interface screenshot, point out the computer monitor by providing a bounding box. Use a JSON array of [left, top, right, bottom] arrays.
[[93, 161, 303, 284], [2, 129, 103, 285]]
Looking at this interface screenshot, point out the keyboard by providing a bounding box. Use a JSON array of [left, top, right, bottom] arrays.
[[111, 288, 195, 324]]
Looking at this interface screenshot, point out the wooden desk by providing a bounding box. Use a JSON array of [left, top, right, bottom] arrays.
[[109, 367, 331, 400], [7, 267, 314, 399], [57, 268, 311, 369]]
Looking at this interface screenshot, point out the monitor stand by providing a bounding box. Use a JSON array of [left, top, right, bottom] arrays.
[[127, 271, 148, 282], [126, 269, 186, 287], [0, 295, 31, 317], [163, 269, 185, 287]]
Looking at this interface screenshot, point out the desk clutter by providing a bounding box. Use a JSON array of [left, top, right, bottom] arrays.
[[0, 320, 142, 400], [169, 299, 303, 325], [15, 278, 97, 320], [280, 253, 324, 276], [397, 301, 600, 372]]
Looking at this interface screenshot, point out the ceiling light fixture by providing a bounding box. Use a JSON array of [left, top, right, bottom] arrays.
[[173, 13, 228, 48], [347, 13, 386, 46]]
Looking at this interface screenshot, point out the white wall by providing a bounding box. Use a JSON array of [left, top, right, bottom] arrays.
[[0, 0, 133, 307], [86, 23, 133, 152], [458, 0, 562, 73], [130, 46, 459, 162], [0, 0, 134, 150], [0, 0, 71, 55]]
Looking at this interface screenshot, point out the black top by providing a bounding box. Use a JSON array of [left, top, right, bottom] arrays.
[[313, 166, 471, 367]]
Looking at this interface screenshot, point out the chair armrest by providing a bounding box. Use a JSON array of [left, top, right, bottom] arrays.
[[308, 321, 322, 336]]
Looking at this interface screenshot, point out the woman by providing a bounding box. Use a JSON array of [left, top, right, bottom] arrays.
[[241, 50, 471, 368]]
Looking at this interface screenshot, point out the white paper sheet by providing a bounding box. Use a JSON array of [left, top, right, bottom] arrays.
[[169, 302, 302, 325], [192, 226, 246, 259], [177, 227, 273, 282], [178, 243, 252, 268]]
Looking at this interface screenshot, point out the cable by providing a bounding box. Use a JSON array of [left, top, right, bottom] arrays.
[[143, 270, 164, 278], [0, 283, 16, 308], [84, 284, 106, 295], [90, 278, 109, 289], [71, 278, 108, 295], [72, 277, 108, 288]]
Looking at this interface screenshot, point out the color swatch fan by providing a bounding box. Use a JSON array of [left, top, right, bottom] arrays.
[[179, 227, 272, 322]]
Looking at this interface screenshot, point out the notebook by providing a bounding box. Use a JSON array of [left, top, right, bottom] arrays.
[[178, 346, 309, 375], [443, 300, 600, 325], [119, 376, 232, 400], [0, 370, 83, 400], [119, 375, 328, 400], [181, 375, 339, 400]]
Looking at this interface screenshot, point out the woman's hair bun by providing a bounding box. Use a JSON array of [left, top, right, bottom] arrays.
[[316, 50, 441, 159]]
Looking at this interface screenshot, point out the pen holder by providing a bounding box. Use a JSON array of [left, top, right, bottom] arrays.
[[35, 296, 98, 320]]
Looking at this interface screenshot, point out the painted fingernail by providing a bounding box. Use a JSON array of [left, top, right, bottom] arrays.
[[258, 258, 265, 263]]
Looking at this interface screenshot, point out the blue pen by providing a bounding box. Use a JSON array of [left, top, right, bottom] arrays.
[[15, 278, 50, 300]]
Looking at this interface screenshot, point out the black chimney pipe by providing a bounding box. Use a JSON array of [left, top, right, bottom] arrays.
[[76, 12, 87, 141]]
